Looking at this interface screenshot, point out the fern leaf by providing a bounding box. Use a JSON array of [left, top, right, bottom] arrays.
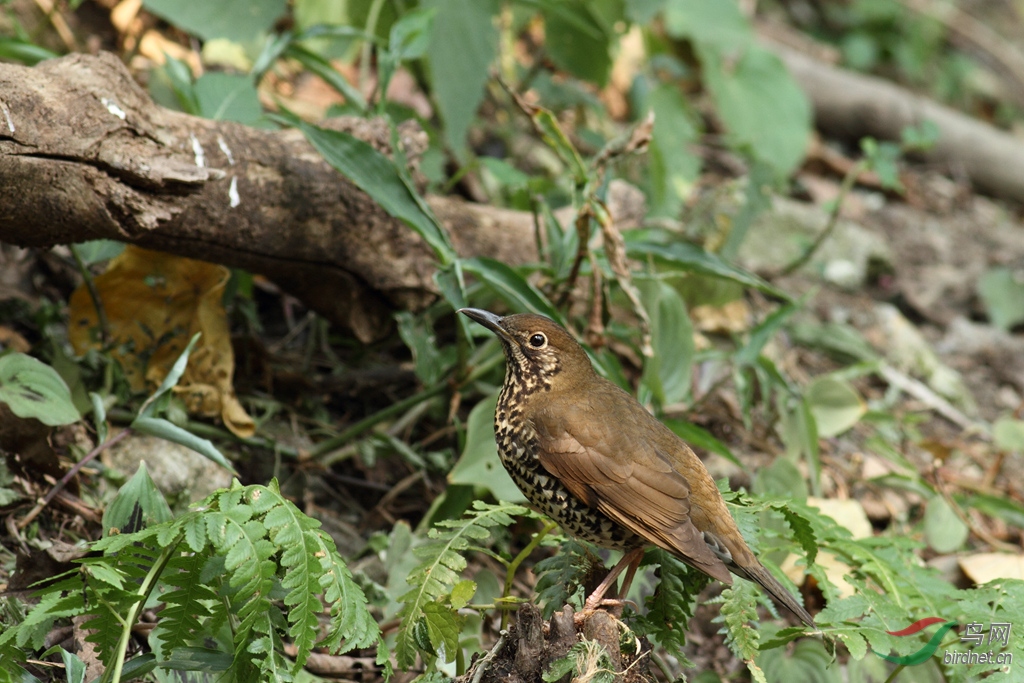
[[534, 539, 594, 616], [716, 580, 761, 662], [262, 491, 326, 666], [637, 549, 708, 664], [154, 551, 217, 659], [0, 575, 87, 650], [771, 503, 819, 565], [316, 528, 380, 654], [395, 501, 526, 668]]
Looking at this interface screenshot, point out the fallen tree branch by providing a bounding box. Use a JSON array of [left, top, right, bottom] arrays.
[[0, 52, 549, 341], [772, 43, 1024, 205]]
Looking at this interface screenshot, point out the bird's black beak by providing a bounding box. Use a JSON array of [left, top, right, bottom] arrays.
[[458, 308, 513, 343]]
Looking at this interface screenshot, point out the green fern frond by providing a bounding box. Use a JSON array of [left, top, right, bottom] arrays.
[[316, 527, 380, 653], [635, 549, 708, 665], [261, 486, 327, 666], [5, 479, 380, 681], [715, 580, 762, 662], [534, 538, 594, 616], [395, 501, 527, 668], [0, 574, 87, 650], [153, 551, 218, 659]]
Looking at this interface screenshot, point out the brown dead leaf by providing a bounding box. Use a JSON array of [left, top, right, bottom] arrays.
[[959, 553, 1024, 583], [69, 246, 254, 438], [690, 299, 751, 334]]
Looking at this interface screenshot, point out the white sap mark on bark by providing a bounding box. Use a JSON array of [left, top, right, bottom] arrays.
[[217, 135, 235, 165], [229, 176, 240, 207], [0, 103, 13, 132], [101, 97, 127, 120], [190, 133, 206, 168]]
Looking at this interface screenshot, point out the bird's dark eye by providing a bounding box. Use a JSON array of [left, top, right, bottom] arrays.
[[528, 333, 547, 348]]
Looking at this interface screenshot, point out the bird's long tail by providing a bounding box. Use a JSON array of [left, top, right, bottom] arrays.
[[731, 562, 816, 628]]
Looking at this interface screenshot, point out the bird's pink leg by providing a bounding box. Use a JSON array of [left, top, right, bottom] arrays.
[[583, 546, 645, 612]]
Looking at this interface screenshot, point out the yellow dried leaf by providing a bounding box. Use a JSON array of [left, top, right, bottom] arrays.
[[69, 246, 254, 438]]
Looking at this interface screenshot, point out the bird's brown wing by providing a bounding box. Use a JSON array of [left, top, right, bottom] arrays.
[[531, 398, 732, 584]]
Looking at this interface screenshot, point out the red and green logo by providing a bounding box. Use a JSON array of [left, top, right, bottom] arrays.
[[874, 617, 958, 666]]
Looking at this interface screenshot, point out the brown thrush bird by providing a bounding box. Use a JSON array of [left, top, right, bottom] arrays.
[[459, 308, 815, 627]]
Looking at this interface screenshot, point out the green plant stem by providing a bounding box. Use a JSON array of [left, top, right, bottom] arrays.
[[69, 243, 110, 345], [310, 351, 504, 462], [883, 663, 905, 683], [778, 159, 868, 277], [501, 521, 558, 631], [360, 0, 386, 96], [104, 536, 183, 683]]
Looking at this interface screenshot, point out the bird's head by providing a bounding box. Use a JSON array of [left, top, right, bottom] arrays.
[[459, 308, 593, 391]]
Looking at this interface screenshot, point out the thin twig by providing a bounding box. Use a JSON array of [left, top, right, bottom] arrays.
[[310, 351, 504, 462], [778, 159, 867, 277], [877, 365, 979, 432], [69, 244, 110, 346], [18, 428, 131, 529], [469, 631, 507, 683]]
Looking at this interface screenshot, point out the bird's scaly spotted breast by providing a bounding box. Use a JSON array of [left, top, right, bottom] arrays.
[[493, 340, 639, 549]]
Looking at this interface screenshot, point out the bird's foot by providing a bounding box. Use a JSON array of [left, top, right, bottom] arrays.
[[579, 596, 637, 619]]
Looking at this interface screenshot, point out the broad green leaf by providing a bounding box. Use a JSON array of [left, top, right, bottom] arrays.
[[0, 353, 79, 426], [788, 320, 879, 363], [284, 43, 367, 112], [130, 416, 236, 473], [90, 392, 108, 444], [160, 647, 233, 671], [291, 117, 456, 264], [699, 44, 811, 177], [638, 278, 693, 406], [461, 257, 563, 322], [424, 0, 499, 155], [396, 312, 456, 385], [752, 458, 806, 499], [735, 301, 800, 367], [143, 0, 286, 43], [378, 8, 437, 101], [448, 393, 525, 502], [965, 493, 1024, 529], [757, 636, 838, 683], [59, 648, 87, 683], [663, 0, 751, 52], [542, 1, 612, 85], [422, 598, 461, 663], [626, 0, 665, 24], [625, 236, 783, 297], [993, 416, 1024, 452], [779, 396, 820, 497], [138, 333, 201, 418], [978, 267, 1024, 331], [194, 72, 263, 125], [805, 376, 866, 438], [102, 461, 173, 534], [450, 579, 476, 609], [647, 85, 700, 217], [388, 7, 436, 61], [923, 496, 968, 554], [663, 418, 742, 469], [74, 240, 125, 265]]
